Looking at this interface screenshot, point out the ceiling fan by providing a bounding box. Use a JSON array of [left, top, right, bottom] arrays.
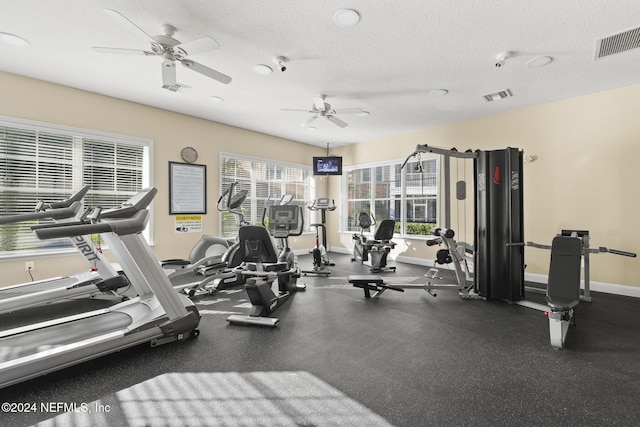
[[283, 95, 367, 128], [92, 9, 231, 92]]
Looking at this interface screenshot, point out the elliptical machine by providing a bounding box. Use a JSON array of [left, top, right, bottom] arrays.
[[302, 198, 336, 276], [166, 182, 248, 297]]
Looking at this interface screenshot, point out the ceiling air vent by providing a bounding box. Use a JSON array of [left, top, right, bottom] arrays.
[[162, 83, 191, 93], [483, 89, 512, 102], [595, 26, 640, 59]]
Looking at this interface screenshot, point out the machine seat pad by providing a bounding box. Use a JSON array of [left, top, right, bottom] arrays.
[[546, 236, 582, 313], [349, 275, 384, 285], [546, 295, 580, 312], [161, 259, 191, 267], [263, 262, 288, 272]]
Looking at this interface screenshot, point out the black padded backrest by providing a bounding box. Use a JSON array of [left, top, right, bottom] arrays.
[[238, 225, 279, 263], [546, 236, 582, 309], [374, 219, 395, 241], [357, 212, 372, 230]]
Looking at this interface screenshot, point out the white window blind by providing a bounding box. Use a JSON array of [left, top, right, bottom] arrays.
[[0, 118, 151, 254], [220, 154, 312, 238]]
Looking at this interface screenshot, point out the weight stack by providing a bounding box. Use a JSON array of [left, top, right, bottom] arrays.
[[474, 148, 524, 301]]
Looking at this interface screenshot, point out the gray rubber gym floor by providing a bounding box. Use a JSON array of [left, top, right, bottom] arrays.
[[2, 253, 640, 426]]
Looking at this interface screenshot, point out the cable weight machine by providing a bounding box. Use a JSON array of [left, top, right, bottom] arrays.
[[401, 145, 525, 301]]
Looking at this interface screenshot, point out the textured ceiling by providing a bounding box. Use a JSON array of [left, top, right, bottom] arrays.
[[1, 1, 640, 147]]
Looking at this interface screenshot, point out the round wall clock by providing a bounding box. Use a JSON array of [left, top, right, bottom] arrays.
[[180, 146, 198, 163]]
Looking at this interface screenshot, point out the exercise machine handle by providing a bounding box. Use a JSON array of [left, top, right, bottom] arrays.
[[34, 210, 149, 240], [507, 241, 552, 250], [48, 185, 90, 209], [603, 248, 637, 258], [0, 201, 83, 225]]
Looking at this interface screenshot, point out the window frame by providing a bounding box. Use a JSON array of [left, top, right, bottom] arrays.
[[0, 115, 154, 259], [341, 155, 440, 239]]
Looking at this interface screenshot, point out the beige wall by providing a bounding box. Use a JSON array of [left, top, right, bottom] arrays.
[[1, 71, 638, 288], [0, 71, 323, 286], [332, 84, 640, 287]]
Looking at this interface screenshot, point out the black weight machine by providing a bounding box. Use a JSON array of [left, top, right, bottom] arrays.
[[351, 145, 637, 349], [302, 197, 336, 276]]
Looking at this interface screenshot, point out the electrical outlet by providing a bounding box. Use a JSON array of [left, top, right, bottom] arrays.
[[25, 261, 35, 271]]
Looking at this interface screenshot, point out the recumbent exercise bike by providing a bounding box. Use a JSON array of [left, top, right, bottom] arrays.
[[226, 203, 306, 327], [351, 212, 397, 273]]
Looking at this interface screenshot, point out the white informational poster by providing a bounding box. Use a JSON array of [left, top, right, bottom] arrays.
[[169, 162, 207, 214]]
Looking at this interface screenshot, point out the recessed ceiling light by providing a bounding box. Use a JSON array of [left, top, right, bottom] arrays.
[[210, 96, 224, 102], [252, 64, 273, 75], [333, 9, 360, 27], [429, 89, 449, 97], [0, 32, 29, 47], [526, 56, 553, 68]]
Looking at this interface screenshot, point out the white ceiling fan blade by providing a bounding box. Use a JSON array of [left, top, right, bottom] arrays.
[[91, 46, 154, 56], [313, 96, 326, 112], [282, 108, 313, 112], [176, 36, 220, 55], [300, 115, 318, 127], [103, 9, 157, 44], [326, 115, 348, 128], [162, 62, 177, 86], [333, 107, 364, 115], [180, 59, 231, 84]]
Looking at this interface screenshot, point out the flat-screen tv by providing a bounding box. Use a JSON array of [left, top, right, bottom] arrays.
[[313, 156, 342, 176]]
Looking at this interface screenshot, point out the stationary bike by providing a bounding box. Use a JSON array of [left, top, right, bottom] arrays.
[[226, 203, 306, 327], [351, 212, 397, 272], [302, 198, 336, 276]]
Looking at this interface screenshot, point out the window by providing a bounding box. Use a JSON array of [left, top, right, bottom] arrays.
[[0, 117, 151, 254], [220, 153, 313, 238], [343, 156, 439, 237]]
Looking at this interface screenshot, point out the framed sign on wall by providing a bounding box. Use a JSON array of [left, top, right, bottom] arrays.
[[169, 162, 207, 214]]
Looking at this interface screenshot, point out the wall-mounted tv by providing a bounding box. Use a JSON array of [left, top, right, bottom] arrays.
[[313, 156, 343, 176]]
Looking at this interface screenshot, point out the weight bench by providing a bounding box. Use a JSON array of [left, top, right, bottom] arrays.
[[349, 275, 404, 299], [545, 235, 582, 348]]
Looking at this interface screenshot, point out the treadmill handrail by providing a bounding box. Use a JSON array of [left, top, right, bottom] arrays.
[[0, 201, 83, 225], [34, 210, 149, 240], [100, 187, 158, 219], [48, 185, 90, 209]]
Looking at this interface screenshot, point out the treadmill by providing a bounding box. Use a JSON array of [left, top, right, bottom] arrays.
[[0, 187, 200, 389], [0, 186, 133, 315]]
